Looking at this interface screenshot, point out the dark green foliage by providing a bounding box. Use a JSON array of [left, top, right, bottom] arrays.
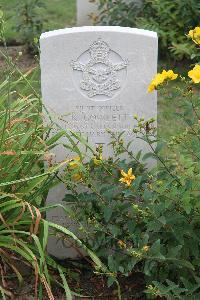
[[97, 0, 143, 26], [97, 0, 200, 60]]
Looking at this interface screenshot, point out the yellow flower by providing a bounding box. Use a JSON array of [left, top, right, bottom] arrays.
[[119, 168, 136, 187], [148, 82, 156, 93], [147, 73, 165, 92], [69, 156, 81, 169], [117, 240, 127, 249], [188, 27, 200, 45], [130, 250, 142, 258], [72, 173, 82, 182], [68, 157, 83, 182], [142, 245, 150, 252], [147, 70, 178, 92], [93, 154, 103, 166], [162, 70, 178, 80], [188, 65, 200, 83], [89, 12, 99, 23]]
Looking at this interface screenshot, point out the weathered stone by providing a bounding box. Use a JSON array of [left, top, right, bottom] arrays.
[[40, 26, 157, 258]]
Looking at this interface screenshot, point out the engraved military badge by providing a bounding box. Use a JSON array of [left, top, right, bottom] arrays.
[[70, 39, 128, 101]]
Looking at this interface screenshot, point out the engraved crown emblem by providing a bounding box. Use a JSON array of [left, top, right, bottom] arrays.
[[89, 39, 110, 61], [71, 38, 128, 100]]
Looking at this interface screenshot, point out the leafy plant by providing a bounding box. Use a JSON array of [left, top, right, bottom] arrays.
[[95, 0, 143, 26], [95, 0, 200, 60], [15, 0, 46, 53], [62, 30, 200, 298]]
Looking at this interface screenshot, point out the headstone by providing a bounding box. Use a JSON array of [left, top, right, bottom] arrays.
[[77, 0, 98, 26], [40, 26, 158, 259]]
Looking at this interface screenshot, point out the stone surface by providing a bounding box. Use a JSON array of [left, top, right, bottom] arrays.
[[77, 0, 98, 26], [40, 26, 158, 258]]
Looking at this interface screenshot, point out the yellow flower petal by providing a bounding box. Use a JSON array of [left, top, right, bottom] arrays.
[[119, 178, 125, 183], [188, 27, 200, 45], [69, 156, 81, 169], [121, 170, 127, 177], [128, 168, 133, 176], [93, 154, 103, 166], [119, 168, 136, 187], [188, 65, 200, 83], [72, 173, 82, 181], [161, 70, 168, 78], [142, 245, 150, 252], [147, 83, 155, 93], [166, 70, 178, 80], [148, 69, 178, 93]]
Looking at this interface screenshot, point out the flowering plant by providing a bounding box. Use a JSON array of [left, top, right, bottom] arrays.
[[61, 28, 200, 297]]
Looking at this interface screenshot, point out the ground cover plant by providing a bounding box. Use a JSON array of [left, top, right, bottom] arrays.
[[60, 29, 200, 299]]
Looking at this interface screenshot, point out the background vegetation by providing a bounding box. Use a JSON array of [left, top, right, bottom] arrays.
[[0, 0, 75, 45], [96, 0, 200, 61]]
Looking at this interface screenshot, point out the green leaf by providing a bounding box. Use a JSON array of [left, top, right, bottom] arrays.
[[158, 216, 166, 225], [150, 239, 165, 259], [127, 220, 136, 234], [58, 267, 73, 300], [155, 142, 166, 154], [132, 175, 142, 189], [108, 225, 120, 237], [136, 150, 142, 160], [107, 276, 116, 288], [101, 185, 120, 200], [42, 220, 49, 252], [182, 194, 191, 214], [142, 152, 156, 161], [78, 192, 97, 202], [46, 130, 65, 146], [103, 207, 112, 222], [63, 194, 77, 203], [143, 189, 152, 201], [108, 255, 118, 272], [48, 222, 108, 272], [166, 258, 195, 271]]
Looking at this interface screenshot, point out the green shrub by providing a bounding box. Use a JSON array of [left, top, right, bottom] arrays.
[[62, 30, 200, 298], [96, 0, 143, 27], [96, 0, 200, 60], [15, 0, 46, 54]]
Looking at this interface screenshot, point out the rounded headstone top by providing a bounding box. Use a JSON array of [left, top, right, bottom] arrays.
[[40, 26, 157, 40]]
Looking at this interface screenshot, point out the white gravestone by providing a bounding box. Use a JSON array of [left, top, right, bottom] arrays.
[[40, 26, 158, 259], [77, 0, 98, 26]]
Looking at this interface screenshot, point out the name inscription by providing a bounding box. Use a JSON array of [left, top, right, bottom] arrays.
[[65, 105, 133, 138]]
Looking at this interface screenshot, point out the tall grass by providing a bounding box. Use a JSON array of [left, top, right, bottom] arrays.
[[0, 14, 108, 299]]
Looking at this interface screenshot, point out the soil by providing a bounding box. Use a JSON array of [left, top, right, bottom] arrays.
[[5, 259, 145, 300], [0, 46, 37, 74]]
